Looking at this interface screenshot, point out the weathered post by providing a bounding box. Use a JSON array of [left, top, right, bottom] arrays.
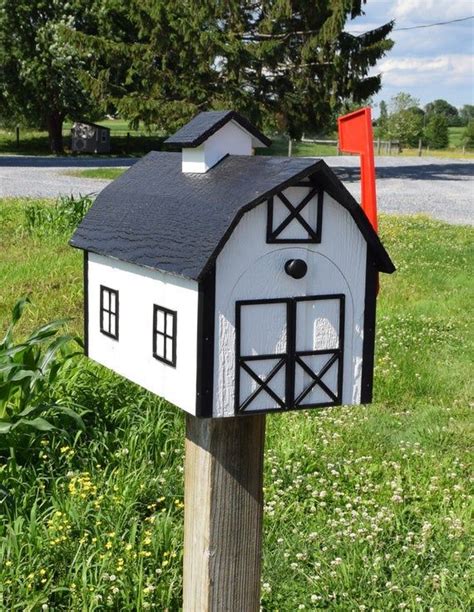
[[418, 138, 422, 157], [183, 414, 265, 611], [288, 136, 292, 157], [15, 126, 20, 149], [376, 137, 381, 155]]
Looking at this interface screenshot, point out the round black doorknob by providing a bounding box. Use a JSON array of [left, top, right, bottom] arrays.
[[285, 258, 307, 279]]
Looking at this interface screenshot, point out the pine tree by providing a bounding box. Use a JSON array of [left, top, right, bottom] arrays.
[[72, 0, 394, 136]]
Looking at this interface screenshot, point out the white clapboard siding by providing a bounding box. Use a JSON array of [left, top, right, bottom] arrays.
[[87, 253, 199, 415], [182, 120, 253, 173], [214, 192, 367, 417]]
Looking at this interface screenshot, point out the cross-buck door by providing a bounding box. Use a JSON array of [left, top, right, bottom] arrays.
[[236, 295, 344, 414]]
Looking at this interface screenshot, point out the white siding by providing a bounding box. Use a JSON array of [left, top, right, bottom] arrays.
[[214, 192, 367, 417], [182, 120, 253, 173], [87, 253, 199, 415]]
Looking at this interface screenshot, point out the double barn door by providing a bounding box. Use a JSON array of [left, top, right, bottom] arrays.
[[236, 295, 345, 413]]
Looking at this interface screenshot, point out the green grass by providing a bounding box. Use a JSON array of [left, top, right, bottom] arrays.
[[0, 199, 473, 610], [64, 168, 127, 180]]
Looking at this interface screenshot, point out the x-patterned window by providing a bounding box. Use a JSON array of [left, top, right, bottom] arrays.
[[153, 305, 177, 367], [267, 183, 323, 243], [100, 285, 119, 340]]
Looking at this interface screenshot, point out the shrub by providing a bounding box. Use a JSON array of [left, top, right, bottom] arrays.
[[424, 115, 449, 149]]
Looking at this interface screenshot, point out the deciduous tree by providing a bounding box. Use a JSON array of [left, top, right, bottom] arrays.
[[0, 0, 100, 153]]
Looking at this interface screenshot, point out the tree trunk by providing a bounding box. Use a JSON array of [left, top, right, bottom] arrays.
[[47, 112, 64, 154]]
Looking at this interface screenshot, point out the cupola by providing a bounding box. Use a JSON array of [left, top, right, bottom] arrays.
[[164, 110, 271, 173]]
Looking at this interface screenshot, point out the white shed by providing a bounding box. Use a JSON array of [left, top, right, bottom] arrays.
[[70, 110, 395, 417]]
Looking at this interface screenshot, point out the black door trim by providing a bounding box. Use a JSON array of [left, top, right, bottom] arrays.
[[235, 294, 345, 414]]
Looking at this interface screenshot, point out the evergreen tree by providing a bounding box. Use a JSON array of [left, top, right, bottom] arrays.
[[424, 114, 449, 149], [0, 0, 101, 153], [72, 0, 394, 136]]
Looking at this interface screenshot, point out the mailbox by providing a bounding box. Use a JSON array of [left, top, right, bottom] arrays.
[[70, 110, 395, 417]]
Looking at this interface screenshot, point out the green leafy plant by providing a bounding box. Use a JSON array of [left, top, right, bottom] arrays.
[[24, 193, 93, 235], [0, 297, 85, 449]]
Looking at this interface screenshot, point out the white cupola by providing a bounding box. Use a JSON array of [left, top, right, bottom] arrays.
[[164, 110, 271, 173]]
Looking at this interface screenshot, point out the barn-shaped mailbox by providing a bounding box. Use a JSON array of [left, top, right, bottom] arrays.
[[70, 110, 395, 418]]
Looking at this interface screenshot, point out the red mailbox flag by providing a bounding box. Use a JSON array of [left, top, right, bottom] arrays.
[[338, 107, 378, 232]]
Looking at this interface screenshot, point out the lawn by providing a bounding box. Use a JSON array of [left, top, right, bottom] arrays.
[[0, 198, 472, 610], [1, 124, 472, 159]]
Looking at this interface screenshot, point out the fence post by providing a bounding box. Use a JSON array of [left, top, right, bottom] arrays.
[[16, 126, 20, 149], [288, 137, 292, 157], [388, 140, 392, 156], [183, 414, 265, 611], [418, 139, 422, 157], [126, 132, 130, 155], [376, 138, 381, 155]]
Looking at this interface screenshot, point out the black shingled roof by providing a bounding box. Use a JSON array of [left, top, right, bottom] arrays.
[[70, 152, 395, 280], [164, 111, 272, 148]]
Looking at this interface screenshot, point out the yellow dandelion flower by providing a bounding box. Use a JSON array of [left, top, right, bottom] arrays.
[[105, 541, 113, 550]]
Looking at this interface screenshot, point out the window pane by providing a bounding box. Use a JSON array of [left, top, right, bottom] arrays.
[[103, 289, 110, 310], [101, 309, 108, 332], [110, 313, 117, 337], [166, 337, 174, 361], [166, 313, 174, 335], [110, 291, 116, 313], [156, 309, 165, 333], [155, 334, 165, 358]]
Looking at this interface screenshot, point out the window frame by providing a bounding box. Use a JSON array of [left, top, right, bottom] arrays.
[[266, 184, 323, 244], [153, 305, 177, 367], [100, 285, 119, 340]]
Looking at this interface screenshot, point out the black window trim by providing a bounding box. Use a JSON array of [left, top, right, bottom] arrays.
[[153, 305, 177, 367], [266, 185, 323, 244], [100, 285, 119, 340]]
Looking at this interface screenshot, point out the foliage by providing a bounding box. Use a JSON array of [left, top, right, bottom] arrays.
[[0, 0, 101, 152], [425, 99, 460, 127], [71, 0, 394, 137], [25, 194, 94, 235], [462, 120, 474, 149], [459, 104, 474, 126], [424, 114, 449, 149], [0, 298, 85, 451], [384, 92, 423, 147], [0, 205, 472, 609]]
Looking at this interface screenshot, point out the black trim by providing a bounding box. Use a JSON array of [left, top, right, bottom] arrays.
[[266, 186, 322, 243], [164, 110, 272, 148], [361, 255, 378, 403], [99, 285, 119, 340], [235, 294, 345, 414], [153, 305, 177, 367], [195, 266, 216, 417], [83, 251, 89, 356], [198, 161, 395, 280]]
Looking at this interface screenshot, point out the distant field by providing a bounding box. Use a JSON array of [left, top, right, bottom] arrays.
[[0, 123, 471, 159]]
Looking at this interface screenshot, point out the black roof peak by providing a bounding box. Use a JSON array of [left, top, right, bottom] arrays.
[[164, 110, 272, 148]]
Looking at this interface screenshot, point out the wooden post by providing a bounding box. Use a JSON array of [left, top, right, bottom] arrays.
[[376, 138, 381, 155], [15, 126, 20, 149], [288, 137, 292, 157], [418, 138, 422, 157], [183, 413, 266, 612], [388, 140, 392, 155]]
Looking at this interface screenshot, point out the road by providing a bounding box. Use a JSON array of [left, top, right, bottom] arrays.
[[0, 155, 472, 225]]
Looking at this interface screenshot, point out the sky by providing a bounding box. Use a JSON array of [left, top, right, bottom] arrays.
[[345, 0, 474, 115]]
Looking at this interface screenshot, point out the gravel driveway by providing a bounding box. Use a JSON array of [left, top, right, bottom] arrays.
[[0, 154, 472, 225]]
